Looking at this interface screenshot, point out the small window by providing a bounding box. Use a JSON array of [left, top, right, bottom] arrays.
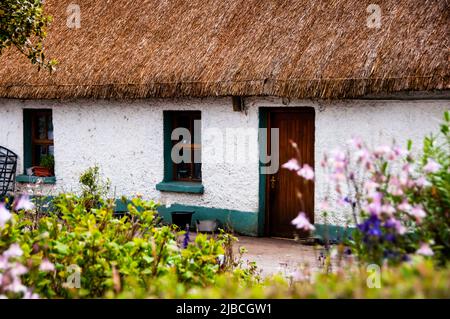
[[170, 111, 201, 182], [23, 109, 55, 176]]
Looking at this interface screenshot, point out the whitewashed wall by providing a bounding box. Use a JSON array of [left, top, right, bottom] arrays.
[[0, 98, 260, 213], [0, 97, 448, 226]]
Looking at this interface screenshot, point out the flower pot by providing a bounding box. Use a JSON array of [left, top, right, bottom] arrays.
[[32, 166, 53, 177], [196, 219, 219, 233]]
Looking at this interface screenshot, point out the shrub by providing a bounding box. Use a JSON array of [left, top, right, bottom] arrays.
[[0, 168, 257, 298]]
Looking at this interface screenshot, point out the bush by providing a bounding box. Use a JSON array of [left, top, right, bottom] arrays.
[[0, 169, 257, 298]]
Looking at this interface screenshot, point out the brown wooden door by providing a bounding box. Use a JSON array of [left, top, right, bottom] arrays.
[[266, 108, 315, 238]]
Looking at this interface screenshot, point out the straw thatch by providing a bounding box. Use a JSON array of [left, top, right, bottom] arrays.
[[0, 0, 448, 100]]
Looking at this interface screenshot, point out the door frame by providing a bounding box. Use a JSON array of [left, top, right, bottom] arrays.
[[259, 107, 315, 237]]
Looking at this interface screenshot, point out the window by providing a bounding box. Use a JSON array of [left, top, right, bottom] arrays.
[[23, 109, 55, 177], [171, 111, 201, 182]]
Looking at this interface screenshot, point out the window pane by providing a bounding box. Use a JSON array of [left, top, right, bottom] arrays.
[[36, 115, 47, 139], [193, 163, 202, 180], [47, 115, 54, 140], [170, 111, 201, 182], [34, 145, 48, 165], [176, 162, 192, 180]]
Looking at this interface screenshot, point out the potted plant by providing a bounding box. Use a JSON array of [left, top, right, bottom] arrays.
[[34, 154, 54, 177]]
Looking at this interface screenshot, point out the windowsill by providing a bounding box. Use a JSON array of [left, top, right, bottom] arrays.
[[16, 175, 56, 184], [156, 181, 204, 194]]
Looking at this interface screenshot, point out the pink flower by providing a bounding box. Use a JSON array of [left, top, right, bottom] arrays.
[[319, 201, 330, 211], [282, 159, 300, 171], [5, 278, 27, 294], [291, 212, 315, 231], [415, 177, 431, 188], [4, 244, 23, 258], [381, 204, 396, 216], [23, 290, 40, 299], [15, 195, 35, 211], [366, 192, 382, 216], [347, 137, 363, 149], [374, 145, 392, 157], [423, 159, 441, 174], [416, 243, 434, 256], [297, 164, 314, 180], [409, 205, 426, 222], [0, 204, 12, 228], [364, 181, 380, 194], [393, 146, 408, 157], [398, 200, 412, 213], [387, 218, 407, 235], [39, 259, 55, 272], [355, 149, 370, 164], [10, 263, 28, 276]]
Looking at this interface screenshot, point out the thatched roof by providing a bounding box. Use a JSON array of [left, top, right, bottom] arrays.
[[0, 0, 448, 100]]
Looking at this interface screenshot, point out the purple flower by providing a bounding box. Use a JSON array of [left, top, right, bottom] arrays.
[[291, 212, 315, 231], [358, 214, 382, 239], [183, 226, 190, 249]]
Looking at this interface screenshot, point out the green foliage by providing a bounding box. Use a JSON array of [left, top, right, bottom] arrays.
[[0, 0, 57, 70], [0, 168, 257, 298], [78, 166, 111, 211], [113, 258, 450, 299], [39, 154, 54, 171], [410, 111, 450, 264]]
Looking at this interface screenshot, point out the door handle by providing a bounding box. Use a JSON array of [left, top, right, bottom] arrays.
[[270, 176, 276, 189]]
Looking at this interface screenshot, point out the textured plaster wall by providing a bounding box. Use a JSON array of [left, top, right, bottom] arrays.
[[0, 98, 260, 213], [1, 97, 449, 227]]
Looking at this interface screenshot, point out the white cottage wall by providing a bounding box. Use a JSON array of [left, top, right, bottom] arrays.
[[1, 97, 449, 232]]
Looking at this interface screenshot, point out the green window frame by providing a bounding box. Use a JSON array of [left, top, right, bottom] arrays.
[[156, 111, 204, 194], [19, 109, 56, 184]]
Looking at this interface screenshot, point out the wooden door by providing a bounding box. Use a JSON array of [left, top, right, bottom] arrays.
[[266, 108, 315, 238]]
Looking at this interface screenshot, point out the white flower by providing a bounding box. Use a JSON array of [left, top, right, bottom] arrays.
[[282, 159, 300, 171], [291, 212, 315, 231], [15, 195, 35, 211], [416, 243, 434, 256], [297, 164, 314, 180], [423, 159, 441, 174], [0, 204, 12, 228], [39, 259, 55, 272]]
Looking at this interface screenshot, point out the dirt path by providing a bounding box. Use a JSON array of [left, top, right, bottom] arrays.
[[234, 236, 326, 277]]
